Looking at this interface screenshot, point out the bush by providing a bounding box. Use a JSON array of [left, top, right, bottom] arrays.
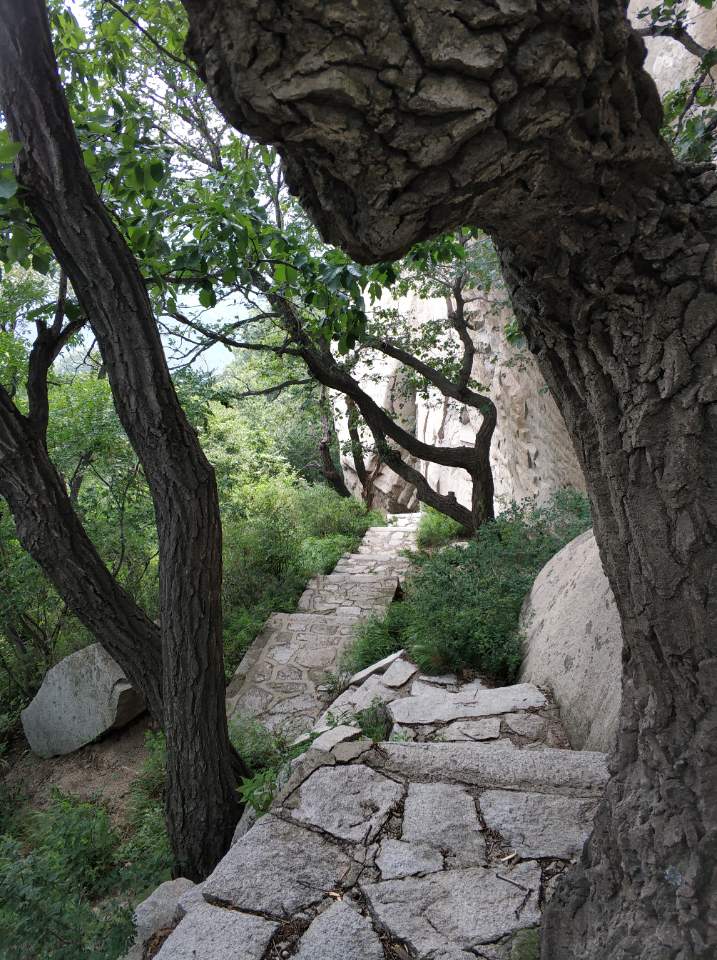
[[342, 490, 591, 682], [0, 792, 135, 960], [416, 506, 465, 548], [231, 715, 315, 813]]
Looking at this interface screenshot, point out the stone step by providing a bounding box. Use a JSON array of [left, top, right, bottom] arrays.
[[297, 574, 400, 616], [226, 613, 362, 735]]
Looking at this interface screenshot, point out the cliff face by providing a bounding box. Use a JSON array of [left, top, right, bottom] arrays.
[[335, 291, 586, 515]]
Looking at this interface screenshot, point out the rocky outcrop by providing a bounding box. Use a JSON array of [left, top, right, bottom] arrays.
[[21, 643, 145, 758], [628, 1, 717, 96], [123, 878, 196, 960], [519, 530, 623, 752]]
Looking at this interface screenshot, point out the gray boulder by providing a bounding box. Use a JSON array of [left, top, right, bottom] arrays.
[[519, 529, 622, 751], [123, 878, 196, 960], [21, 643, 145, 757]]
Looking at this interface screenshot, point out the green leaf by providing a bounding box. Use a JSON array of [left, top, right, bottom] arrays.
[[149, 160, 164, 184], [0, 176, 18, 200], [198, 286, 216, 308]]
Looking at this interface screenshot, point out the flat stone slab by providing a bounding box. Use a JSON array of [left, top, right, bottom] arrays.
[[294, 901, 383, 960], [402, 782, 486, 866], [21, 643, 144, 757], [369, 743, 609, 797], [311, 724, 362, 753], [479, 790, 599, 859], [382, 657, 419, 688], [316, 675, 401, 732], [361, 861, 541, 953], [436, 718, 501, 741], [154, 903, 278, 960], [376, 838, 444, 879], [202, 815, 353, 917], [124, 878, 195, 960], [389, 683, 547, 726], [283, 764, 403, 842], [349, 650, 404, 687], [503, 713, 549, 739]]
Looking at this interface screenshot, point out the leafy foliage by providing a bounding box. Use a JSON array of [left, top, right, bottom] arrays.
[[231, 716, 315, 813], [343, 491, 591, 682], [0, 792, 135, 960], [416, 506, 465, 548]]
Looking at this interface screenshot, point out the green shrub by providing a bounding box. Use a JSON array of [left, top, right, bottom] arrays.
[[342, 490, 591, 682], [118, 731, 172, 896], [298, 534, 355, 576], [0, 792, 135, 960], [231, 715, 315, 813], [416, 506, 465, 548]]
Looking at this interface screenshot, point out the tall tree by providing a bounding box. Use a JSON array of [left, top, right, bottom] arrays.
[[0, 0, 245, 880], [181, 0, 717, 955]]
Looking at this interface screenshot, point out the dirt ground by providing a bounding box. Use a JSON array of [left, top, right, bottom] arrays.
[[2, 713, 154, 827]]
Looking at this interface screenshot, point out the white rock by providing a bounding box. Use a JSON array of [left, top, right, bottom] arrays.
[[381, 658, 419, 688], [123, 878, 195, 960], [402, 782, 486, 866], [294, 900, 383, 960], [361, 861, 542, 954], [479, 790, 599, 859], [389, 683, 547, 726], [21, 643, 144, 757], [284, 764, 403, 842], [376, 839, 444, 879], [437, 718, 501, 741], [311, 724, 362, 753], [153, 903, 277, 960], [349, 650, 405, 687], [520, 529, 622, 751]]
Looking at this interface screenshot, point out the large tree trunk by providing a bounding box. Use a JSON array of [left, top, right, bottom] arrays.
[[0, 0, 244, 880], [181, 0, 717, 951]]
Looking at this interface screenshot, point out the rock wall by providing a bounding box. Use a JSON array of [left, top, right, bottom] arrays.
[[335, 290, 586, 514], [628, 1, 717, 96]]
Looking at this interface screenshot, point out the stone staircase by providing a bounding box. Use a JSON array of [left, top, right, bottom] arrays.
[[225, 514, 420, 737], [144, 515, 608, 960]]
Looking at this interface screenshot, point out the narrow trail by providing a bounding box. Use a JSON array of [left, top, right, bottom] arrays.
[[149, 515, 607, 960], [225, 514, 419, 737]]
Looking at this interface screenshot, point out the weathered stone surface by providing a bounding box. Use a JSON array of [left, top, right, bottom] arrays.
[[402, 782, 486, 866], [283, 764, 403, 842], [503, 713, 548, 739], [294, 901, 383, 960], [376, 838, 444, 879], [153, 904, 277, 960], [382, 657, 419, 688], [349, 650, 405, 687], [520, 529, 622, 751], [370, 742, 608, 796], [311, 724, 362, 753], [438, 718, 501, 741], [390, 683, 547, 725], [202, 815, 352, 916], [21, 643, 144, 758], [175, 883, 206, 921], [361, 861, 541, 953], [479, 790, 599, 859], [316, 674, 400, 732], [124, 878, 195, 960]]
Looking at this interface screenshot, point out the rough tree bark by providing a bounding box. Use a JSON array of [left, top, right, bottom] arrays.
[[0, 0, 245, 880], [181, 0, 717, 954]]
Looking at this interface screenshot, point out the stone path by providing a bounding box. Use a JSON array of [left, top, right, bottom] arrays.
[[133, 514, 608, 960], [225, 514, 419, 736]]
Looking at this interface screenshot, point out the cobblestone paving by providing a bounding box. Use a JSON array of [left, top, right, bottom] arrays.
[[225, 514, 419, 736]]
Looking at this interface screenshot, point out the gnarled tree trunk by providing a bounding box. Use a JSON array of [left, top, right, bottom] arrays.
[[0, 0, 244, 881], [181, 0, 717, 952]]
